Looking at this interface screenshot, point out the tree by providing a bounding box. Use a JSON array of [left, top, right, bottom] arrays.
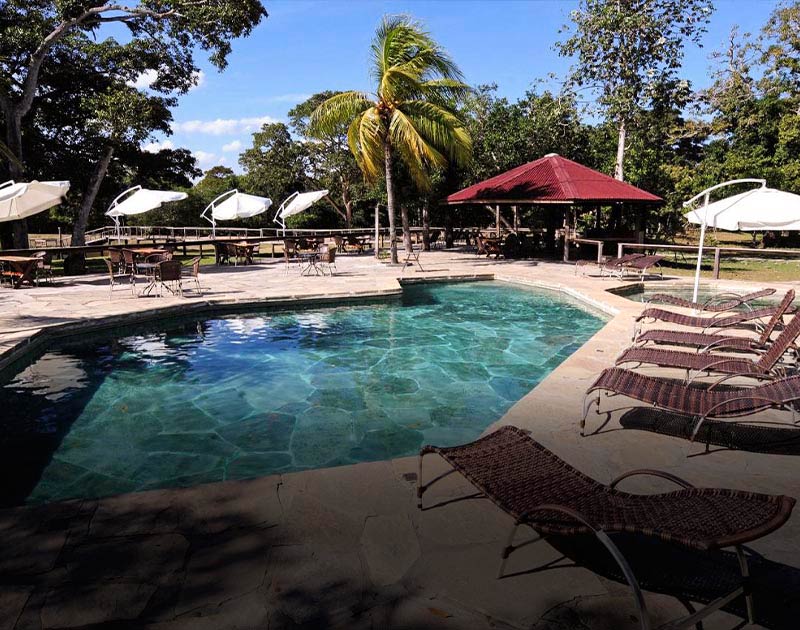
[[309, 15, 472, 262], [289, 92, 365, 227], [556, 0, 713, 181], [0, 0, 266, 247], [239, 122, 308, 222]]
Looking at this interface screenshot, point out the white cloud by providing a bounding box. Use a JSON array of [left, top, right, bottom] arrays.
[[142, 139, 175, 153], [221, 140, 243, 153], [193, 150, 217, 166], [173, 115, 279, 136], [128, 69, 158, 90], [189, 70, 206, 91], [266, 93, 311, 103]]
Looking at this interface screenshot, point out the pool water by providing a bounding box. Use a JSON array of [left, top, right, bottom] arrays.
[[0, 281, 604, 506]]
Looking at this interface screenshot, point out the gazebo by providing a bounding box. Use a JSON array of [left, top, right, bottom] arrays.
[[444, 153, 662, 260]]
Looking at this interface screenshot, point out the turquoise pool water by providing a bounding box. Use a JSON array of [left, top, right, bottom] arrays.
[[0, 281, 604, 505]]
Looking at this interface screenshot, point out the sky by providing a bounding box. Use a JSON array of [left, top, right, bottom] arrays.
[[137, 0, 781, 174]]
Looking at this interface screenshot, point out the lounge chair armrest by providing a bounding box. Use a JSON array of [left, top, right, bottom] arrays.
[[699, 338, 760, 354], [690, 369, 774, 388], [609, 469, 695, 490], [701, 394, 783, 418]]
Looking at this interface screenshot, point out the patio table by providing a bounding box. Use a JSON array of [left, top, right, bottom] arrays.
[[134, 262, 158, 296], [0, 256, 39, 289], [299, 251, 321, 276], [231, 242, 257, 265]]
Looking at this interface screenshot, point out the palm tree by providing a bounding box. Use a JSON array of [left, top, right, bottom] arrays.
[[310, 15, 471, 263]]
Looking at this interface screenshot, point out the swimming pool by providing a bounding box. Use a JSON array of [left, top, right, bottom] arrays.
[[0, 281, 604, 506]]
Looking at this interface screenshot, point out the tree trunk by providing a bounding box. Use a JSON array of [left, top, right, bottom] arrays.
[[400, 204, 412, 253], [383, 140, 398, 264], [341, 175, 352, 229], [614, 119, 626, 181], [374, 202, 380, 259], [422, 198, 430, 251], [72, 145, 114, 246], [3, 109, 29, 249]]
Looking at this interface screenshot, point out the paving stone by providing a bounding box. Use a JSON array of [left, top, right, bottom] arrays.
[[40, 582, 158, 628], [0, 586, 32, 630], [361, 514, 420, 587]]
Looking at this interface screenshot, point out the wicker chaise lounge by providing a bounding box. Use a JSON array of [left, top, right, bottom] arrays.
[[619, 254, 664, 280], [636, 289, 795, 352], [417, 426, 795, 630], [583, 367, 800, 441], [616, 311, 800, 381], [635, 294, 796, 341], [599, 253, 644, 277], [645, 288, 776, 312]]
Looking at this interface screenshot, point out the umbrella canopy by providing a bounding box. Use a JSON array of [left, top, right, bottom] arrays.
[[278, 190, 329, 220], [682, 179, 800, 304], [274, 190, 329, 233], [684, 185, 800, 231], [204, 190, 272, 222], [0, 180, 70, 223], [106, 185, 187, 218]]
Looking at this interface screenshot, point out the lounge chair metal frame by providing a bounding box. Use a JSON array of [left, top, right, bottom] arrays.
[[417, 427, 794, 630], [644, 288, 775, 314]]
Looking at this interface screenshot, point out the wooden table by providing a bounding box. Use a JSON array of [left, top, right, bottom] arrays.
[[231, 242, 258, 265], [0, 256, 39, 289], [130, 248, 169, 258]]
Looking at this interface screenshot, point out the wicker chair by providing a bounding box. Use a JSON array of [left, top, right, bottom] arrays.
[[182, 257, 202, 295], [32, 251, 53, 285], [583, 367, 800, 443], [418, 426, 795, 630], [107, 248, 124, 274], [121, 249, 138, 275], [154, 260, 183, 297], [317, 245, 337, 276], [104, 258, 134, 298], [283, 239, 301, 273]]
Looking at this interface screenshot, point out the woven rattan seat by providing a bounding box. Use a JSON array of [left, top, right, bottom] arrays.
[[418, 426, 795, 630]]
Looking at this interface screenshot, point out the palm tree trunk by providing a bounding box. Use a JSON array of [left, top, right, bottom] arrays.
[[614, 119, 626, 181], [384, 140, 398, 264], [422, 198, 430, 251], [72, 145, 113, 246], [400, 204, 413, 253]]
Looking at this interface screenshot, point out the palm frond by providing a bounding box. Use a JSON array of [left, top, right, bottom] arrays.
[[309, 91, 372, 139], [401, 100, 472, 167], [356, 108, 386, 183], [389, 109, 449, 190], [420, 78, 473, 102]]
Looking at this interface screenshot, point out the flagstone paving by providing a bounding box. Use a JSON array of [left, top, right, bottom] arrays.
[[1, 250, 798, 629]]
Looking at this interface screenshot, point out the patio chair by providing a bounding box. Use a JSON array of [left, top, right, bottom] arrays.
[[121, 248, 138, 275], [616, 311, 800, 381], [283, 239, 301, 274], [599, 253, 645, 277], [418, 426, 795, 630], [318, 245, 337, 276], [345, 235, 364, 254], [107, 248, 124, 274], [428, 229, 441, 249], [104, 258, 135, 298], [32, 251, 53, 285], [582, 367, 800, 442], [635, 290, 794, 353], [213, 241, 230, 265], [182, 257, 202, 295], [645, 288, 776, 313], [619, 254, 664, 280], [154, 260, 183, 297]]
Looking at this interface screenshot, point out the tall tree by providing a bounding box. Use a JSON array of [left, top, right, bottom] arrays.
[[0, 0, 266, 247], [309, 15, 472, 262], [556, 0, 713, 181]]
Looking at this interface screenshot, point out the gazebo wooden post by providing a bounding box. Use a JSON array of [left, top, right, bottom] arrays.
[[495, 204, 501, 237], [562, 207, 570, 262], [512, 205, 518, 233]]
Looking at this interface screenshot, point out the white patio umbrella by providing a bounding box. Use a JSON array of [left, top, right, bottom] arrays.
[[683, 179, 800, 303], [200, 189, 272, 236], [0, 180, 70, 222], [273, 189, 330, 235], [105, 185, 188, 237]]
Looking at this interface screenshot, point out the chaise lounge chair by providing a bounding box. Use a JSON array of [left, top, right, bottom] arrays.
[[582, 367, 800, 441], [645, 288, 776, 313], [599, 253, 644, 277], [615, 311, 800, 381], [634, 292, 796, 339], [635, 290, 794, 353], [418, 426, 795, 630], [618, 254, 664, 281]]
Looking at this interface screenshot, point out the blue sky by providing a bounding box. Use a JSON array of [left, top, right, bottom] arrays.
[[139, 0, 778, 173]]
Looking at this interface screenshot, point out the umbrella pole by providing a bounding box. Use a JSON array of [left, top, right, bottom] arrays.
[[692, 192, 710, 307]]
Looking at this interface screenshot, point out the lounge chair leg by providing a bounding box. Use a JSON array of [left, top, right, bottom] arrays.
[[594, 530, 651, 630], [417, 451, 426, 509], [735, 545, 755, 624]]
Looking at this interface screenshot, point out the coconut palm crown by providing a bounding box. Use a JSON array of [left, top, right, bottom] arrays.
[[309, 15, 472, 262]]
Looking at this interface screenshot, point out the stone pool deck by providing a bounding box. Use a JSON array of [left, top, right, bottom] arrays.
[[1, 250, 799, 629]]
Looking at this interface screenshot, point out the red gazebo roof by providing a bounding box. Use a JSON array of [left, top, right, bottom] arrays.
[[445, 153, 662, 205]]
